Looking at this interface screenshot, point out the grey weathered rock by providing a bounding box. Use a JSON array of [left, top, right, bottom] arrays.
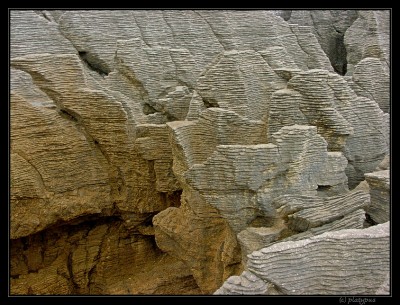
[[167, 108, 268, 176], [273, 189, 369, 232], [376, 154, 390, 171], [196, 50, 287, 121], [237, 225, 285, 263], [234, 191, 367, 256], [10, 11, 77, 58], [214, 271, 279, 295], [237, 208, 366, 262], [344, 11, 390, 75], [279, 208, 366, 242], [54, 10, 335, 79], [165, 123, 349, 234], [10, 10, 390, 295], [284, 10, 358, 75], [115, 39, 198, 122], [375, 274, 390, 295], [270, 69, 389, 188], [235, 222, 389, 295], [365, 170, 390, 223], [347, 57, 390, 113]]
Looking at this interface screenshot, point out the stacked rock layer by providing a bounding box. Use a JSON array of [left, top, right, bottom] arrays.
[[10, 10, 390, 295]]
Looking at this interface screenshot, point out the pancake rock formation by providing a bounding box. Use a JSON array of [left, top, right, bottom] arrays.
[[10, 10, 390, 295]]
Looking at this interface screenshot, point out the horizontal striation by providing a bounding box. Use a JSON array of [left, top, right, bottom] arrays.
[[364, 170, 390, 223], [214, 271, 276, 295], [279, 209, 366, 242], [196, 49, 286, 121], [10, 11, 77, 58], [273, 189, 369, 231], [247, 223, 389, 295]]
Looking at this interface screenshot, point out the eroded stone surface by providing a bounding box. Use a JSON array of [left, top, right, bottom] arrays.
[[218, 223, 390, 295], [365, 170, 390, 224], [11, 217, 201, 295], [10, 10, 390, 295]]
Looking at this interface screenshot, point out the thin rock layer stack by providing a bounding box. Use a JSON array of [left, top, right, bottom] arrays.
[[217, 222, 390, 295], [10, 10, 390, 295]]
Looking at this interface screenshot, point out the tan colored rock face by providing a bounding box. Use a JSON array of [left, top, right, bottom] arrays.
[[10, 10, 390, 295], [11, 217, 201, 295], [10, 87, 112, 239], [153, 192, 242, 294]]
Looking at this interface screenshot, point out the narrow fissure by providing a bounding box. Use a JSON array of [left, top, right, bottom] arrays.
[[10, 9, 389, 296], [59, 108, 79, 122], [331, 33, 348, 75], [203, 98, 219, 108], [78, 51, 110, 77]]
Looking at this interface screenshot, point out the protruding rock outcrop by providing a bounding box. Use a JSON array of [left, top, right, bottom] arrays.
[[218, 222, 390, 295], [10, 10, 390, 295], [365, 170, 390, 224]]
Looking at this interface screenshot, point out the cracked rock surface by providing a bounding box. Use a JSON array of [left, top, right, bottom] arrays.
[[10, 10, 390, 295]]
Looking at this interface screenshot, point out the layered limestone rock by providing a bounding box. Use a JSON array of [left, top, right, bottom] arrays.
[[11, 217, 201, 295], [154, 120, 359, 288], [10, 53, 181, 239], [344, 11, 390, 75], [214, 271, 279, 295], [153, 193, 242, 294], [10, 10, 390, 295], [237, 190, 368, 261], [162, 121, 349, 235], [275, 10, 390, 113], [10, 11, 76, 57], [364, 170, 390, 224], [344, 11, 390, 114], [217, 222, 390, 295], [280, 10, 358, 75], [272, 190, 369, 232], [269, 69, 389, 188], [10, 66, 112, 239], [347, 57, 390, 113]]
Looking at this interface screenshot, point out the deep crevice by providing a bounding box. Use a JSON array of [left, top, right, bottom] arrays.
[[203, 98, 220, 108], [166, 190, 183, 208], [143, 103, 158, 115], [58, 108, 79, 123], [33, 10, 52, 22], [307, 12, 351, 76], [280, 10, 292, 21], [67, 251, 80, 293], [317, 185, 331, 191], [78, 51, 110, 77], [365, 213, 378, 227], [331, 33, 348, 75], [48, 214, 122, 231]]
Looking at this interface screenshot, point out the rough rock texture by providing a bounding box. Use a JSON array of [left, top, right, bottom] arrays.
[[214, 271, 279, 295], [272, 190, 369, 232], [237, 190, 368, 260], [275, 10, 390, 113], [11, 217, 201, 295], [271, 69, 389, 188], [10, 10, 390, 295], [218, 222, 390, 295], [344, 11, 390, 75], [276, 10, 358, 75], [365, 170, 390, 224]]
